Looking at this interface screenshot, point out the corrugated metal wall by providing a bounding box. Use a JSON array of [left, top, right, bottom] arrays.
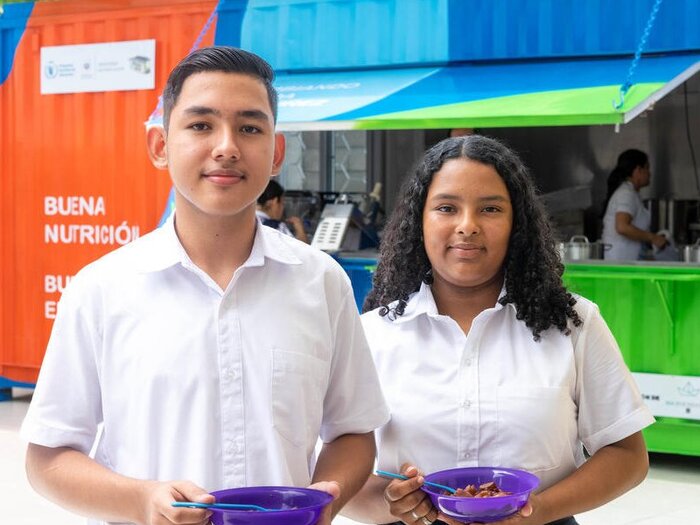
[[448, 0, 700, 61], [0, 0, 217, 383], [237, 0, 449, 70], [216, 0, 700, 71]]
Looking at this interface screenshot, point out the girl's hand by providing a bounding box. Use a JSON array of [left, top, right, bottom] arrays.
[[471, 494, 537, 525], [383, 464, 440, 525]]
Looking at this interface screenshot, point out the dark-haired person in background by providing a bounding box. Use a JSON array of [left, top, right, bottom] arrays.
[[256, 179, 309, 242], [21, 46, 388, 525], [343, 135, 653, 525], [601, 149, 667, 260]]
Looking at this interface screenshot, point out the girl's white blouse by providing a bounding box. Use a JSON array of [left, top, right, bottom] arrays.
[[361, 283, 654, 491]]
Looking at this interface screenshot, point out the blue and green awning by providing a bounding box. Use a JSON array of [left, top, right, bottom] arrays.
[[275, 52, 700, 131]]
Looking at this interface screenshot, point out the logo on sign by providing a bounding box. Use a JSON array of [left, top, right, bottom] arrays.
[[45, 61, 58, 79], [678, 382, 700, 397]]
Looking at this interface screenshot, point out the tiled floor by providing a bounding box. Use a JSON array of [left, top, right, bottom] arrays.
[[3, 388, 700, 525]]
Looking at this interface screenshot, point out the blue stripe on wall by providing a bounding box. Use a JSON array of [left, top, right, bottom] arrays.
[[0, 2, 34, 85]]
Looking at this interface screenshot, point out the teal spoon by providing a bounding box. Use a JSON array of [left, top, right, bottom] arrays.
[[375, 470, 458, 494], [172, 501, 272, 512]]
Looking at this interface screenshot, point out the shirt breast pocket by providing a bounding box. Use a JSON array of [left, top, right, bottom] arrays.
[[496, 385, 572, 473], [271, 349, 327, 448]]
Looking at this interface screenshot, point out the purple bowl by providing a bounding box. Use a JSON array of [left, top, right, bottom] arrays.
[[209, 486, 333, 525], [422, 467, 539, 523]]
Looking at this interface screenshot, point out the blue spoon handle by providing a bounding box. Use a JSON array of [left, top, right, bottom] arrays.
[[375, 470, 457, 494], [172, 502, 270, 511]]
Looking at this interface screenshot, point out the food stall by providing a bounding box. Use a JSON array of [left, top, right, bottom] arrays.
[[564, 262, 700, 456], [210, 0, 700, 456], [1, 0, 699, 456]]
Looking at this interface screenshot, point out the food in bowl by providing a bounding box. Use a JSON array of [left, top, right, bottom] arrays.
[[452, 481, 512, 498], [208, 486, 333, 525], [422, 467, 539, 523]]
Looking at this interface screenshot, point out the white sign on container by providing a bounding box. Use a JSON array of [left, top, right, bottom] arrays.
[[632, 372, 700, 421], [41, 39, 155, 94]]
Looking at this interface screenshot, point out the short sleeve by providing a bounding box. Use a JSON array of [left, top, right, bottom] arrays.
[[319, 280, 389, 442], [20, 271, 103, 454], [574, 301, 654, 455], [611, 185, 639, 217]]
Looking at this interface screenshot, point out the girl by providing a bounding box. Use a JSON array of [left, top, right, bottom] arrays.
[[344, 136, 653, 525]]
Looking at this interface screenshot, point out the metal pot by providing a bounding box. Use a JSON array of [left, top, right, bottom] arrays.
[[682, 240, 700, 263], [557, 235, 610, 261]]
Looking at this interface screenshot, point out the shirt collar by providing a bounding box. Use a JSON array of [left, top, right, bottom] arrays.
[[246, 221, 302, 267], [255, 209, 270, 220], [132, 214, 185, 272], [390, 281, 511, 324], [136, 214, 301, 273]]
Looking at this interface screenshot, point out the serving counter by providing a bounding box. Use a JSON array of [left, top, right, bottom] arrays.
[[337, 253, 700, 456], [335, 251, 380, 311], [563, 261, 700, 456]]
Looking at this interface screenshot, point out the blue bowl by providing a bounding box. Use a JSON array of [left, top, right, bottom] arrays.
[[209, 486, 333, 525], [422, 467, 539, 523]]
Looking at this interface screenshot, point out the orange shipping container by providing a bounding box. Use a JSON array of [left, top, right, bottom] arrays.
[[0, 0, 217, 387]]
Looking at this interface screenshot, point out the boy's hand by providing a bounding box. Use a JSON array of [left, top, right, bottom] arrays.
[[308, 480, 340, 525], [383, 464, 439, 525], [142, 480, 214, 525]]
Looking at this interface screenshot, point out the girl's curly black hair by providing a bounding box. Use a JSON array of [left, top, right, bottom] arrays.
[[363, 135, 582, 340]]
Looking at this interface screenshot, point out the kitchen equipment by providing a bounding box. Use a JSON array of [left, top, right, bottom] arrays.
[[422, 467, 539, 523], [205, 486, 333, 525], [558, 235, 609, 261], [375, 469, 458, 494], [682, 239, 700, 263], [311, 203, 355, 252]]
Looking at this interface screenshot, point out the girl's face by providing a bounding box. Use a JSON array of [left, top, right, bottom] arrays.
[[422, 158, 513, 292]]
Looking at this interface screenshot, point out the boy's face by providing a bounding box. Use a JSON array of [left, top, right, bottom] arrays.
[[149, 71, 285, 220]]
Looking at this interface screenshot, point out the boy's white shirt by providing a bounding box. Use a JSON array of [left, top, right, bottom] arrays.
[[21, 216, 389, 525]]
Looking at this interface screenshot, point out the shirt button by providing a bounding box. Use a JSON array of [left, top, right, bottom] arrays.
[[464, 359, 472, 367], [462, 452, 471, 459], [461, 400, 472, 408]]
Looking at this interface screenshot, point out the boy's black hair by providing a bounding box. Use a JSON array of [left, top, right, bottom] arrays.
[[364, 135, 582, 341], [162, 46, 278, 129], [257, 179, 285, 205]]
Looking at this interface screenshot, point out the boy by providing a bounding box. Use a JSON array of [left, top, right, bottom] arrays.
[[21, 46, 388, 525]]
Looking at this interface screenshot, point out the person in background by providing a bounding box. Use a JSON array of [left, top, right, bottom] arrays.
[[21, 46, 388, 525], [256, 179, 309, 242], [601, 149, 667, 260], [343, 135, 653, 525]]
